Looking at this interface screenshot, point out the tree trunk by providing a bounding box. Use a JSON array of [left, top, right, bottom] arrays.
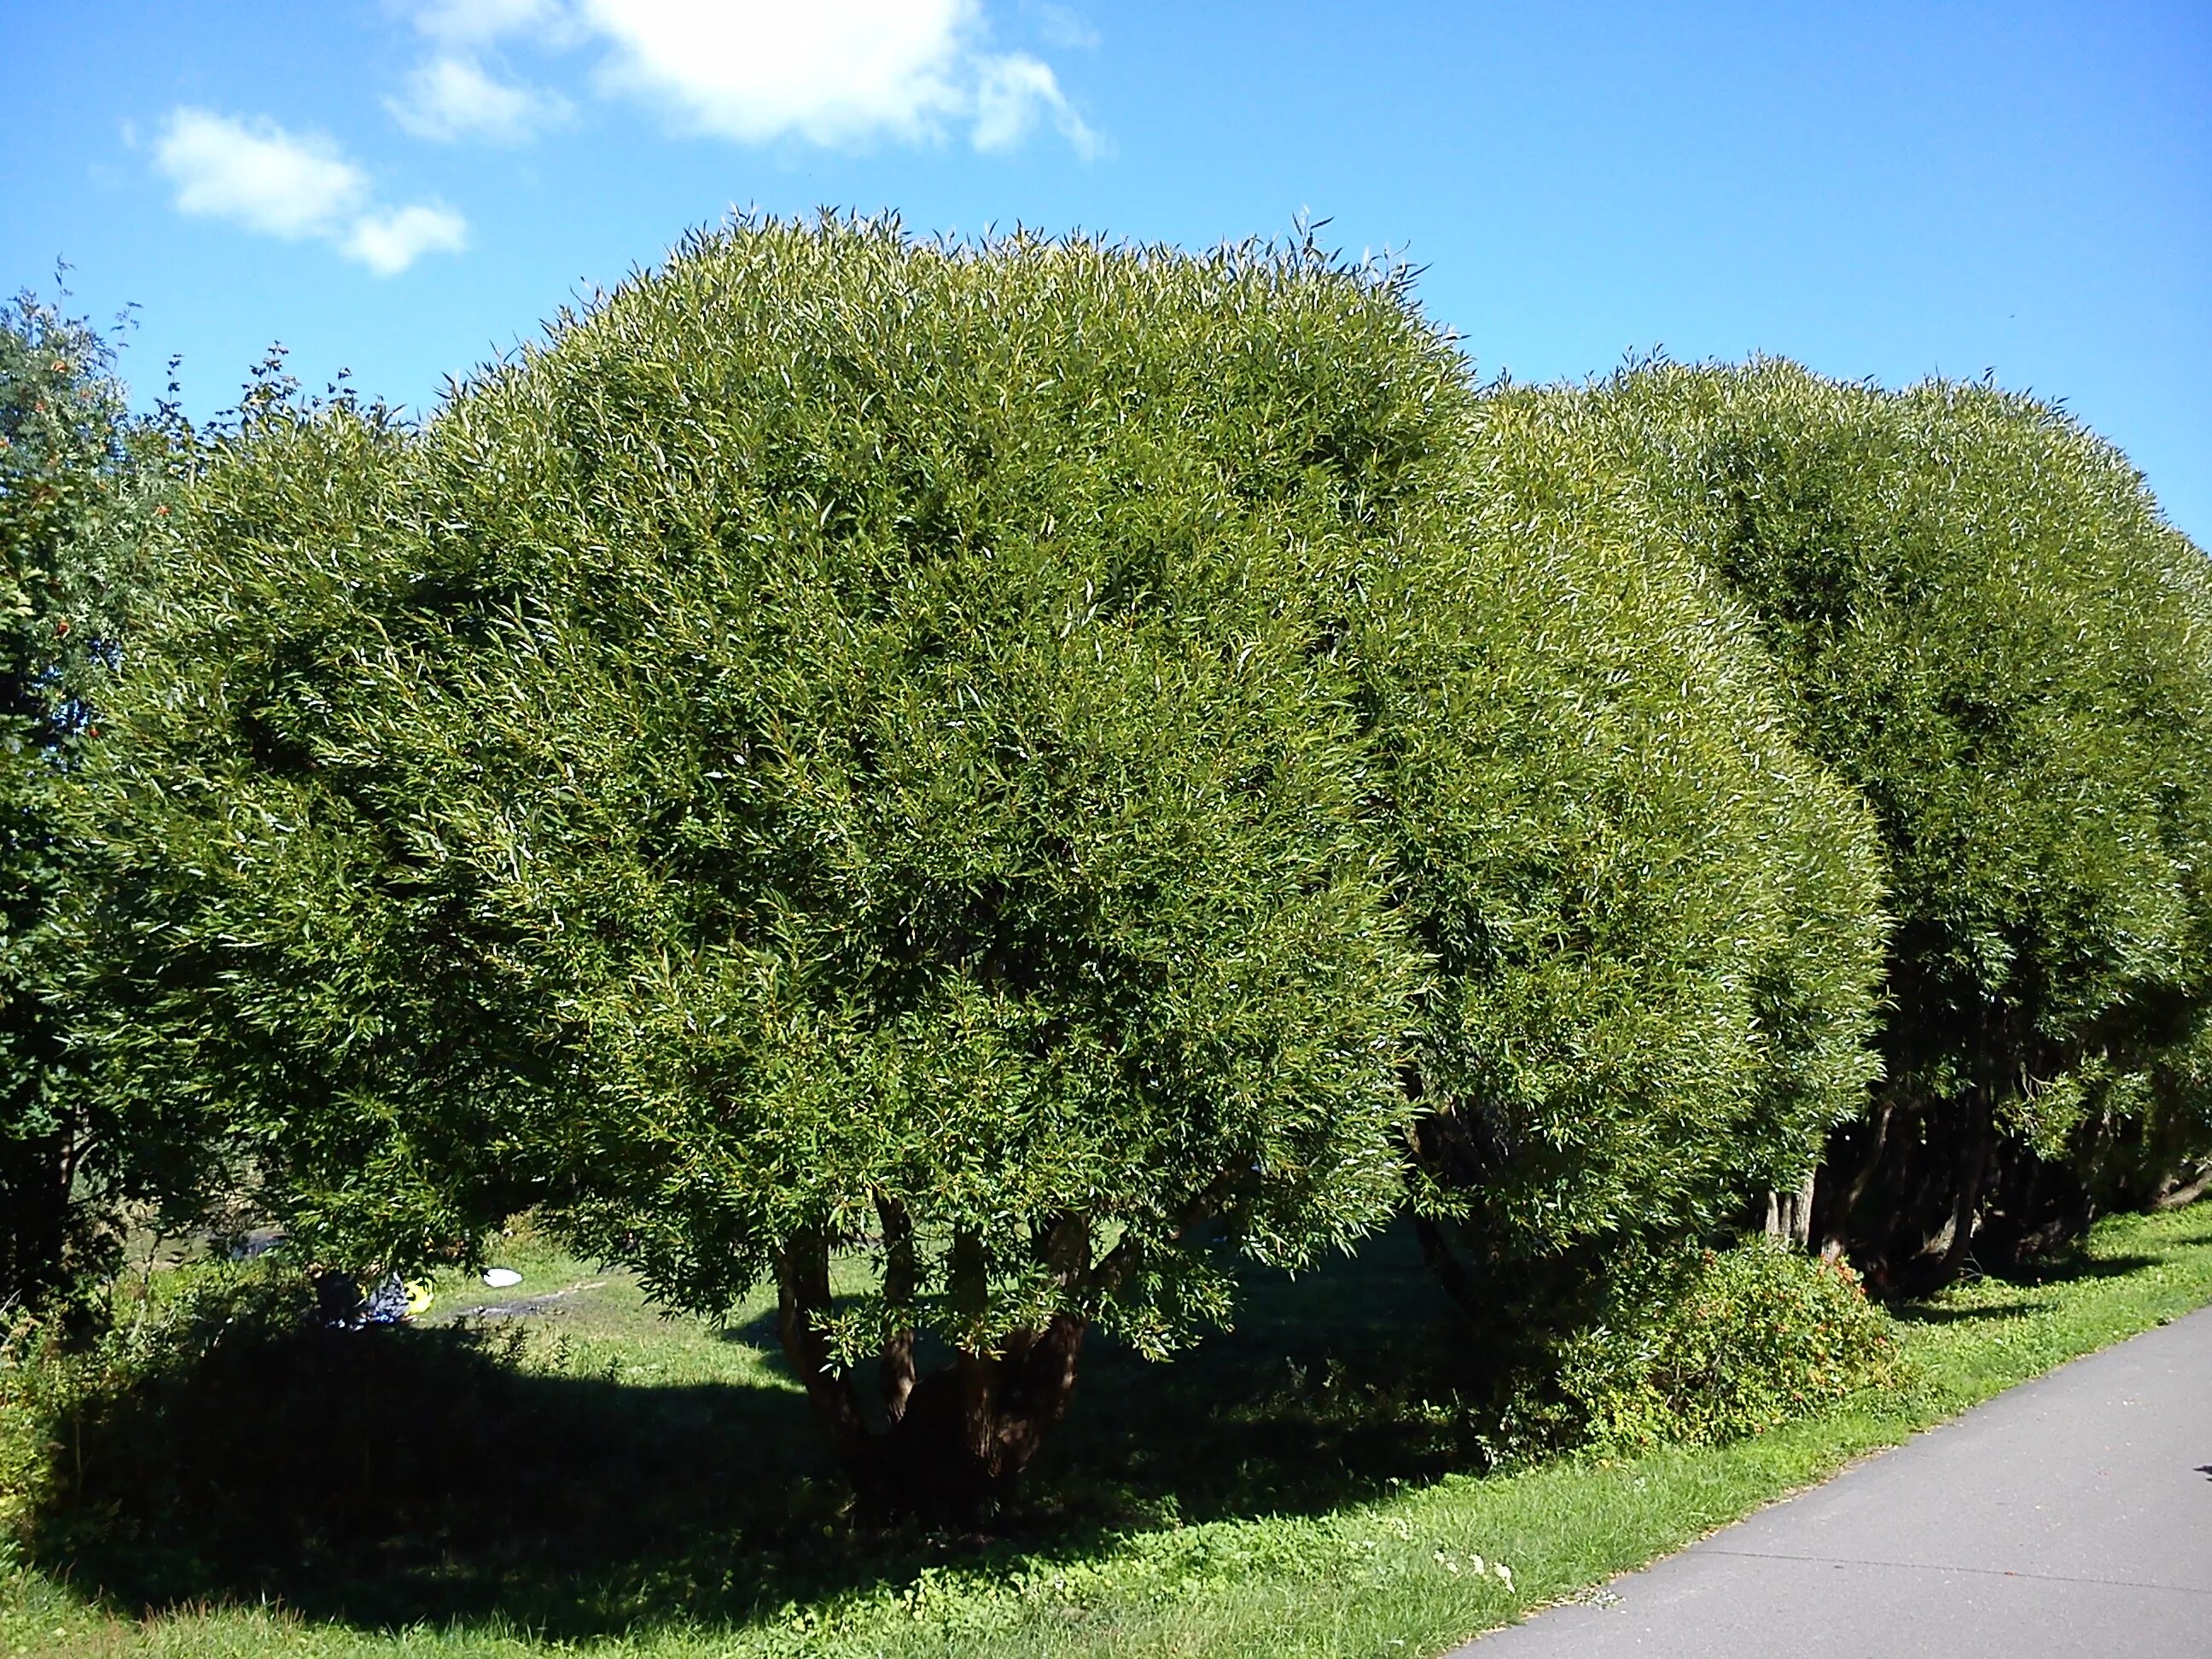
[[772, 1231, 865, 1461], [1805, 1106, 1893, 1256], [1933, 1084, 1999, 1285], [1765, 1167, 1817, 1249], [0, 1128, 74, 1314], [875, 1194, 917, 1425], [776, 1210, 1111, 1524], [859, 1310, 1088, 1521], [1412, 1214, 1485, 1318], [2156, 1163, 2212, 1211]]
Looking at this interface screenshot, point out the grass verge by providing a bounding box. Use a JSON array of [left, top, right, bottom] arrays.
[[4, 1202, 2209, 1659]]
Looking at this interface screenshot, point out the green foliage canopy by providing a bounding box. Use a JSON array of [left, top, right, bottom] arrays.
[[0, 288, 189, 1314], [1582, 360, 2212, 1281], [90, 218, 1464, 1504], [1382, 383, 1888, 1319], [90, 225, 1912, 1485]]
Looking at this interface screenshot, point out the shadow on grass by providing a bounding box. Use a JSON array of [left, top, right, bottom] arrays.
[[25, 1227, 1493, 1640], [1987, 1251, 2158, 1288], [30, 1318, 845, 1637], [1883, 1246, 2174, 1328]]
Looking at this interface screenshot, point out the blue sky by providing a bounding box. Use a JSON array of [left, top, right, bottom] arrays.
[[6, 2, 2207, 541]]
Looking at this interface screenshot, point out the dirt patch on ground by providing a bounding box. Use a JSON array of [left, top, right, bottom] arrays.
[[439, 1280, 609, 1320]]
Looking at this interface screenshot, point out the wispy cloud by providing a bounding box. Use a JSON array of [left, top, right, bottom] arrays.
[[410, 0, 569, 47], [388, 55, 572, 143], [152, 108, 467, 276], [973, 51, 1097, 158], [391, 0, 1100, 155], [1031, 4, 1100, 53], [343, 202, 471, 275]]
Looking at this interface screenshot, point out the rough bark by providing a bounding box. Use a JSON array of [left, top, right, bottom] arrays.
[[1932, 1088, 1998, 1285], [772, 1230, 865, 1461], [1813, 1094, 1895, 1264], [861, 1307, 1089, 1520], [2156, 1164, 2212, 1211], [1812, 1015, 2130, 1293], [1764, 1167, 1817, 1249]]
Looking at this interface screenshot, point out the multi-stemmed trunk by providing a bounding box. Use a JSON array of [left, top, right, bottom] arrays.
[[1810, 1002, 2104, 1294], [771, 1207, 1112, 1522], [1809, 1000, 2010, 1292]]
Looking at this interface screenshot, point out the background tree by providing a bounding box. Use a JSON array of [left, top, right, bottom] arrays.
[[0, 287, 191, 1318], [87, 218, 1466, 1514], [1586, 360, 2212, 1288], [1379, 384, 1889, 1341]]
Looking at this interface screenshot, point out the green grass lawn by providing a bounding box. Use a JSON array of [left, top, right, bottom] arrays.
[[6, 1202, 2209, 1659]]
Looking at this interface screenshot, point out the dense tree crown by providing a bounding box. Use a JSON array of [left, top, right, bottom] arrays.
[[1575, 361, 2212, 1280], [93, 222, 1899, 1444], [93, 219, 1474, 1504], [1386, 384, 1887, 1318], [68, 224, 2212, 1507]]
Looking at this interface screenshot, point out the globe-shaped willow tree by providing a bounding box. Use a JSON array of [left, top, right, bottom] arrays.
[[1585, 360, 2212, 1286], [90, 218, 1464, 1511], [88, 221, 1912, 1514], [1374, 382, 1888, 1330]]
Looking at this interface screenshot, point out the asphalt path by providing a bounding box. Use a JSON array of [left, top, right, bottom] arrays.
[[1453, 1304, 2212, 1657]]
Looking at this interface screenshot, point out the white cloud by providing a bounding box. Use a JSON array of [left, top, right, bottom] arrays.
[[153, 107, 468, 276], [388, 55, 571, 143], [972, 52, 1096, 157], [154, 108, 367, 238], [581, 0, 970, 145], [386, 0, 1100, 155], [344, 202, 471, 275]]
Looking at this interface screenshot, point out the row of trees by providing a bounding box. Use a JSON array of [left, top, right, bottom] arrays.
[[7, 218, 2210, 1514]]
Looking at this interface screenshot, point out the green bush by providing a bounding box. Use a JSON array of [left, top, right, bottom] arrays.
[[1575, 361, 2212, 1285], [86, 217, 1468, 1514], [1385, 386, 1888, 1325], [1540, 1239, 1907, 1453]]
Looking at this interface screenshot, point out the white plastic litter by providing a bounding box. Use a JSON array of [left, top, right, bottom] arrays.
[[481, 1267, 523, 1288]]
